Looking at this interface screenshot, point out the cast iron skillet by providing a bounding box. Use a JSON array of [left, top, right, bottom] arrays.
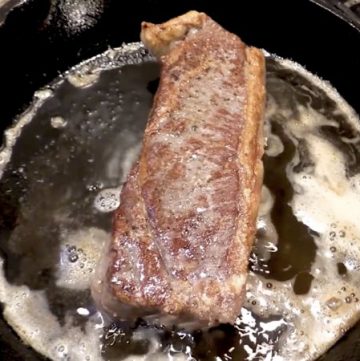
[[0, 0, 359, 360]]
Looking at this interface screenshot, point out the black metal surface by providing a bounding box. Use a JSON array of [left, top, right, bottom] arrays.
[[314, 0, 360, 28], [0, 0, 359, 360]]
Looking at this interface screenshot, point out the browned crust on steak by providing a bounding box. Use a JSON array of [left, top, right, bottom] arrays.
[[140, 11, 206, 58], [99, 11, 265, 328]]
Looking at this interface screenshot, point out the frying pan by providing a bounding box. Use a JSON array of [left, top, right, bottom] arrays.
[[0, 0, 359, 360]]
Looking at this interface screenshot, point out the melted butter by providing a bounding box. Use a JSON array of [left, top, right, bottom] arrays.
[[0, 257, 104, 360], [246, 57, 360, 361], [0, 43, 359, 360]]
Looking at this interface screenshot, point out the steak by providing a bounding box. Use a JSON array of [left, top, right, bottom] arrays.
[[93, 11, 265, 328]]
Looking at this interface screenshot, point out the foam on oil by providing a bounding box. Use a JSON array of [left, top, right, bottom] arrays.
[[0, 43, 359, 360]]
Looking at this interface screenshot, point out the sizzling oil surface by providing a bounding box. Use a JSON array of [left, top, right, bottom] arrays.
[[0, 43, 360, 361]]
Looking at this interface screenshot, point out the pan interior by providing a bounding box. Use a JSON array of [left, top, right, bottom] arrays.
[[0, 43, 360, 361]]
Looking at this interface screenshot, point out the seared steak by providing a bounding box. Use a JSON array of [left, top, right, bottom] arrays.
[[95, 11, 265, 328]]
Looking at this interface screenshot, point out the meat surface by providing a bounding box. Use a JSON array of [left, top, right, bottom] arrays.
[[94, 11, 265, 328]]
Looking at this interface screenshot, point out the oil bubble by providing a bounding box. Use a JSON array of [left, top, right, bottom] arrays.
[[50, 116, 68, 129], [94, 187, 121, 213]]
